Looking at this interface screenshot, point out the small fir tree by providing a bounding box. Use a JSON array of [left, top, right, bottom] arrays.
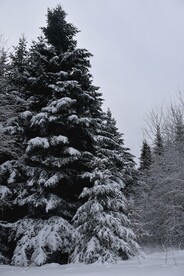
[[139, 140, 152, 171], [9, 35, 28, 91]]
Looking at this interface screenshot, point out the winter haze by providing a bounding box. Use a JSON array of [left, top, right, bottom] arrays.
[[1, 0, 184, 161]]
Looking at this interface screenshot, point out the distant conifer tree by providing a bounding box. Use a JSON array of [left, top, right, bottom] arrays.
[[139, 140, 152, 171], [153, 126, 163, 156]]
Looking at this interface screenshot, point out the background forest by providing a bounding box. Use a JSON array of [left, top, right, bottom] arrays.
[[0, 5, 183, 267]]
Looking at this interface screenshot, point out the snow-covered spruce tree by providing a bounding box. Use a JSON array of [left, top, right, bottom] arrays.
[[0, 5, 104, 265], [0, 5, 138, 265], [71, 109, 139, 264]]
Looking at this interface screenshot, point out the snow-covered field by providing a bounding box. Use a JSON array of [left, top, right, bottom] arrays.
[[0, 249, 184, 276]]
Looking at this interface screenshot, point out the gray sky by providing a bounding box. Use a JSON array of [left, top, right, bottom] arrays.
[[1, 0, 184, 162]]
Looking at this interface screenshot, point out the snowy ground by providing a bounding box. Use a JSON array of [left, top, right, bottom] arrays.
[[0, 249, 184, 276]]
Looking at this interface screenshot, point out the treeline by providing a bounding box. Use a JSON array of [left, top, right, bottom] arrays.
[[138, 99, 184, 247], [0, 6, 138, 266]]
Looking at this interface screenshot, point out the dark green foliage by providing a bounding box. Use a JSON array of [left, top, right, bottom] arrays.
[[42, 5, 78, 52]]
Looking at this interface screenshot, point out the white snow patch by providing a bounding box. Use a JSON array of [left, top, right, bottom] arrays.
[[43, 97, 76, 114], [50, 135, 69, 146], [0, 249, 184, 276], [26, 137, 49, 153], [64, 147, 81, 156], [55, 70, 68, 77], [68, 115, 78, 122], [0, 185, 12, 199], [31, 113, 48, 126], [20, 111, 32, 119], [45, 194, 61, 212], [7, 170, 16, 184], [48, 84, 65, 93], [44, 174, 60, 187]]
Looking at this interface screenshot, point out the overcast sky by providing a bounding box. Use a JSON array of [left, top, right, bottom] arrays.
[[1, 0, 184, 162]]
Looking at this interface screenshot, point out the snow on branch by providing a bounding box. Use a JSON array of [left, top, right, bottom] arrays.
[[8, 217, 75, 266]]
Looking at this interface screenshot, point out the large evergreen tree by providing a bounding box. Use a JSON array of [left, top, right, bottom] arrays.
[[0, 5, 138, 265]]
